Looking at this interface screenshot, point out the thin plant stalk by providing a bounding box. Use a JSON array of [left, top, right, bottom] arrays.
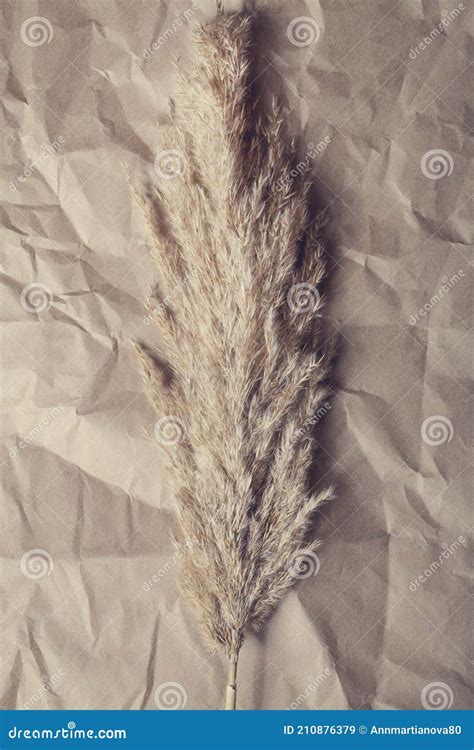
[[225, 653, 238, 710]]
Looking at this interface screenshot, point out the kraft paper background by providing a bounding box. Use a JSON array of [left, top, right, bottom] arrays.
[[1, 0, 472, 710]]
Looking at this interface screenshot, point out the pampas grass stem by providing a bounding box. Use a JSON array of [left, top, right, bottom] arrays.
[[134, 8, 335, 709], [225, 654, 238, 710]]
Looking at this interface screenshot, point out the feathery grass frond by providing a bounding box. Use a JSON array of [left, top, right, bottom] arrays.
[[134, 8, 335, 709]]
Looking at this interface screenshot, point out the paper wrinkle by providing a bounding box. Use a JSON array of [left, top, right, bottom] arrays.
[[2, 0, 471, 711]]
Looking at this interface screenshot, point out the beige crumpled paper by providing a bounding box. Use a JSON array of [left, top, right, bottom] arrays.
[[1, 0, 471, 710]]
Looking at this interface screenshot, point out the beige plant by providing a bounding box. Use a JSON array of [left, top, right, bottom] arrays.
[[134, 8, 334, 709]]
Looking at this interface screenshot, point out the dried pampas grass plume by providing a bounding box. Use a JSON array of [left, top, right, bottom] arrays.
[[134, 7, 335, 709]]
